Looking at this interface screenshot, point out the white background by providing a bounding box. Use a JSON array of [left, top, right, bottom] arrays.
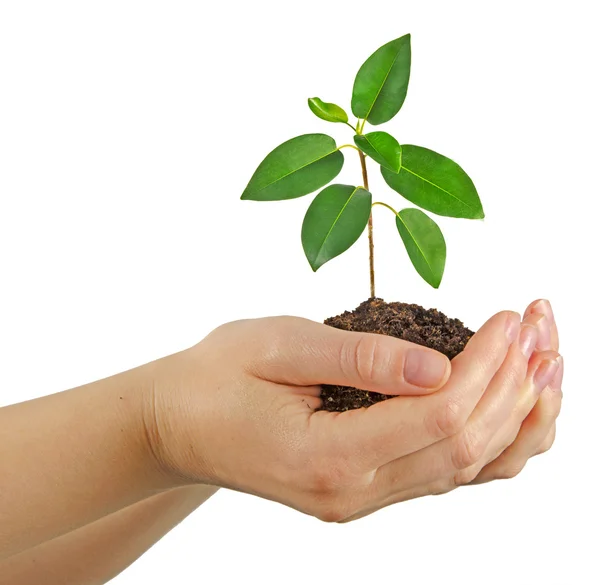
[[1, 1, 598, 583]]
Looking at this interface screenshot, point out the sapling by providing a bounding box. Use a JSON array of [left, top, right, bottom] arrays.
[[240, 34, 485, 411], [241, 33, 484, 295]]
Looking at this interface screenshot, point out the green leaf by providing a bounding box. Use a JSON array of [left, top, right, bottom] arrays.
[[354, 131, 402, 172], [381, 145, 484, 219], [308, 97, 349, 124], [351, 34, 411, 125], [302, 184, 372, 271], [395, 208, 446, 288], [241, 134, 344, 201]]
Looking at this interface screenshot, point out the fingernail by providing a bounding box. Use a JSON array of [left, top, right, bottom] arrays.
[[531, 299, 555, 325], [533, 358, 560, 393], [550, 356, 564, 390], [518, 324, 538, 358], [505, 314, 520, 344], [404, 349, 450, 388]]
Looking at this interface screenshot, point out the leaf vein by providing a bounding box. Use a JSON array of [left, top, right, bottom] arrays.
[[397, 213, 436, 281], [364, 47, 403, 121], [315, 187, 363, 264], [400, 165, 475, 212], [252, 149, 338, 195]]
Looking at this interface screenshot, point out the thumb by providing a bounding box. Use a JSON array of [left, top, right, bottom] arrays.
[[251, 317, 451, 395]]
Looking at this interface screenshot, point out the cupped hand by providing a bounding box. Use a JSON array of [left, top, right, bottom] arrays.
[[145, 306, 553, 522], [469, 299, 563, 484]]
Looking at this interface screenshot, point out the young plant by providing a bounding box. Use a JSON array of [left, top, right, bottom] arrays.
[[241, 34, 484, 295]]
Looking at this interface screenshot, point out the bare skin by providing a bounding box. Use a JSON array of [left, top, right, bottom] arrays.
[[0, 300, 562, 584], [0, 486, 217, 585]]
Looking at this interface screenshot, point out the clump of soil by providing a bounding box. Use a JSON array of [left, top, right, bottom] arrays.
[[319, 297, 474, 412]]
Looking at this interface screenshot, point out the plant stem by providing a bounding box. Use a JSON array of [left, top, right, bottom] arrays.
[[372, 201, 398, 216], [345, 121, 357, 132], [338, 144, 361, 152], [358, 150, 375, 298]]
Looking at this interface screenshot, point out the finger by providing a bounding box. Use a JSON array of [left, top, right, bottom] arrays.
[[341, 343, 559, 521], [459, 348, 559, 481], [535, 423, 556, 456], [523, 313, 552, 353], [524, 299, 558, 351], [512, 349, 561, 426], [251, 317, 451, 395], [371, 319, 537, 497], [471, 355, 563, 484], [486, 302, 558, 465], [323, 311, 520, 472], [492, 308, 558, 428], [465, 346, 557, 469], [346, 350, 563, 519]]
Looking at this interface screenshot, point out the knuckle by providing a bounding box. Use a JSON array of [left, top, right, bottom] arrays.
[[431, 478, 456, 496], [342, 335, 392, 388], [495, 463, 525, 480], [550, 391, 563, 418], [260, 315, 311, 348], [498, 419, 520, 452], [305, 460, 347, 496], [302, 458, 362, 523], [452, 427, 485, 470], [504, 354, 527, 388], [538, 389, 562, 423], [313, 500, 348, 523], [537, 431, 556, 455], [428, 396, 465, 438], [452, 466, 480, 487], [504, 429, 520, 453]]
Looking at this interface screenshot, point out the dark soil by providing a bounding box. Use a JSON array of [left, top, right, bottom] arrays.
[[319, 298, 474, 412]]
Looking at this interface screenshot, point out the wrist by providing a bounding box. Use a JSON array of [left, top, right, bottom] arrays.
[[104, 360, 185, 493], [139, 347, 214, 487]]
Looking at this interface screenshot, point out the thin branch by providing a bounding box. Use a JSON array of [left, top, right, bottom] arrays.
[[337, 144, 361, 152], [358, 150, 375, 298]]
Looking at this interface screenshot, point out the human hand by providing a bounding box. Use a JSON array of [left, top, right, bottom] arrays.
[[340, 302, 562, 520], [468, 299, 562, 484], [145, 307, 548, 522]]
